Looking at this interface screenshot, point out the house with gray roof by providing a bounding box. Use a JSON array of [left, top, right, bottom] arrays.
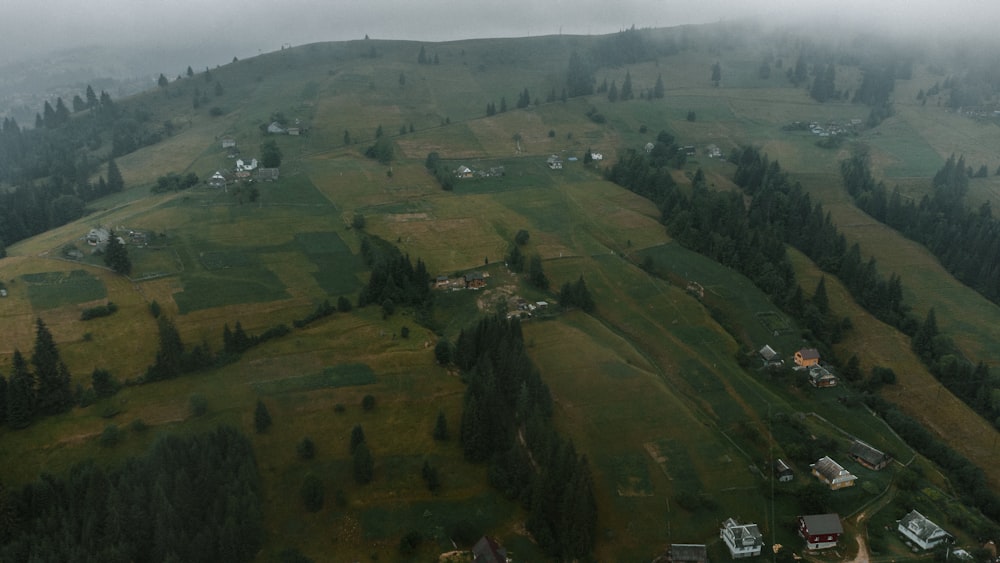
[[848, 439, 891, 470], [898, 510, 952, 550], [720, 517, 764, 558]]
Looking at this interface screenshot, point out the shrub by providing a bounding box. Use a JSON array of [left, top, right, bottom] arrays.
[[400, 326, 410, 338], [81, 301, 118, 320], [190, 394, 208, 416], [99, 424, 122, 447], [297, 437, 316, 460], [254, 400, 272, 433], [300, 474, 324, 512], [398, 531, 423, 555], [129, 419, 148, 433], [362, 394, 376, 411]]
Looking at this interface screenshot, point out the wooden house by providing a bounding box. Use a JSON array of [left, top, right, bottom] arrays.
[[808, 366, 838, 387], [472, 536, 507, 563], [798, 513, 843, 550], [669, 544, 708, 563], [794, 348, 821, 367], [774, 458, 794, 482], [464, 271, 486, 289], [811, 456, 857, 490], [848, 440, 891, 470]]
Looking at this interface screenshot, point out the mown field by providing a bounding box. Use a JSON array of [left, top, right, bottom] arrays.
[[2, 25, 999, 562]]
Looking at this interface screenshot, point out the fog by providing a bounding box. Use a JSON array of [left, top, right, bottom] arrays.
[[3, 0, 998, 66]]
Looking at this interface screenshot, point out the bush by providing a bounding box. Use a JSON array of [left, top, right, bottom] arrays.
[[190, 394, 208, 416], [297, 437, 316, 460], [362, 394, 376, 411], [129, 419, 148, 433], [400, 326, 410, 338], [81, 301, 118, 320], [398, 531, 423, 555], [99, 424, 122, 447], [254, 400, 272, 433], [300, 474, 324, 512]]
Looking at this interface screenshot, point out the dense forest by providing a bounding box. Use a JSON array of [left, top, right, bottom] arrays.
[[0, 426, 262, 563], [455, 315, 597, 559]]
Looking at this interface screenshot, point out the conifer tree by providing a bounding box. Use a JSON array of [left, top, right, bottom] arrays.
[[107, 159, 124, 193], [433, 410, 449, 440], [0, 374, 7, 426], [352, 442, 374, 484], [146, 316, 184, 381], [32, 318, 72, 415], [86, 85, 98, 108], [812, 277, 829, 315], [254, 400, 272, 433], [7, 350, 34, 429], [104, 231, 131, 275], [350, 424, 366, 454], [653, 74, 665, 98], [621, 70, 633, 100]]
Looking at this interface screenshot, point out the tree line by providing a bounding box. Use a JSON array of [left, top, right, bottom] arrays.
[[0, 426, 262, 562], [841, 149, 1000, 426], [453, 315, 597, 559], [357, 234, 433, 322]]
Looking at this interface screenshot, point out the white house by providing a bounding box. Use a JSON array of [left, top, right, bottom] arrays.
[[209, 171, 227, 188], [236, 158, 258, 172], [547, 155, 563, 169], [267, 121, 286, 134], [811, 456, 857, 490], [86, 227, 110, 246], [644, 142, 655, 153], [720, 517, 764, 559], [898, 510, 952, 550], [590, 152, 604, 161]]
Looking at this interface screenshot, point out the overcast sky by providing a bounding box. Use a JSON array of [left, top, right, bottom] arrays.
[[2, 0, 998, 65]]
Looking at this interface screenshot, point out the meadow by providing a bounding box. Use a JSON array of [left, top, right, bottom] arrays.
[[2, 25, 999, 562]]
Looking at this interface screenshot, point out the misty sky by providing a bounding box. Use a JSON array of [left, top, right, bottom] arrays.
[[2, 0, 998, 64]]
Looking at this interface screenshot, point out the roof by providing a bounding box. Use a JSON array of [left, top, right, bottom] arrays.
[[800, 513, 843, 535], [899, 510, 951, 544], [722, 517, 763, 546], [472, 536, 506, 563], [849, 440, 888, 465], [759, 344, 778, 361], [774, 458, 793, 474], [670, 543, 708, 563], [812, 456, 856, 483], [797, 348, 820, 360], [465, 272, 485, 281]]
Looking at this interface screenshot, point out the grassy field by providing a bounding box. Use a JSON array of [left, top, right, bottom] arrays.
[[3, 26, 1000, 562]]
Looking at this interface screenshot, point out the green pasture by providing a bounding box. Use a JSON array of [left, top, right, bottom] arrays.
[[294, 231, 365, 295], [22, 270, 106, 309], [252, 363, 376, 394]]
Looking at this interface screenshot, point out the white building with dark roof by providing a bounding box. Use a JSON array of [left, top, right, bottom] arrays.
[[898, 510, 952, 550], [720, 517, 764, 558]]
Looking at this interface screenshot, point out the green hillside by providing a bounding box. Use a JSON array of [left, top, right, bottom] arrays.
[[2, 24, 1000, 561]]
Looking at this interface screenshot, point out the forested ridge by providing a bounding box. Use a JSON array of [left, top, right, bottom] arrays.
[[455, 315, 597, 559], [0, 426, 262, 563]]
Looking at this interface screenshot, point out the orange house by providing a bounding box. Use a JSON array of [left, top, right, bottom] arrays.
[[794, 348, 820, 367]]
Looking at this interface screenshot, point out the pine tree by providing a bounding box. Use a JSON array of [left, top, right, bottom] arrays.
[[621, 70, 633, 100], [417, 45, 427, 64], [0, 374, 7, 425], [86, 85, 98, 108], [104, 230, 131, 275], [433, 411, 449, 440], [350, 424, 366, 453], [352, 442, 374, 484], [107, 159, 124, 192], [812, 277, 829, 315], [7, 350, 35, 429], [653, 74, 665, 98], [146, 316, 184, 381], [607, 80, 618, 102], [254, 400, 272, 433], [32, 318, 72, 416], [158, 74, 168, 88]]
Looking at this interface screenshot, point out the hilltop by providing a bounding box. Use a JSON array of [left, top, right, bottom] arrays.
[[2, 23, 1000, 561]]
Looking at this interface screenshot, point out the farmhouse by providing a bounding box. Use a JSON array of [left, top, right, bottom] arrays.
[[898, 510, 952, 550], [465, 271, 486, 289], [720, 517, 764, 558], [645, 142, 655, 153], [811, 456, 857, 490], [236, 158, 258, 172], [794, 348, 820, 367], [669, 544, 708, 563], [472, 535, 507, 563], [455, 165, 474, 178], [257, 167, 280, 181], [267, 121, 286, 134], [798, 513, 843, 550], [706, 144, 722, 158], [759, 344, 783, 367], [547, 155, 563, 169], [808, 365, 838, 387], [221, 137, 236, 148], [209, 171, 227, 188], [774, 458, 794, 482], [86, 227, 110, 246], [434, 275, 450, 288], [848, 439, 891, 470], [590, 151, 604, 161]]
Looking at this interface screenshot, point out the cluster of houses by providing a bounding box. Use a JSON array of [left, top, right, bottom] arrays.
[[85, 227, 146, 249], [434, 271, 489, 290], [758, 345, 840, 388], [265, 121, 303, 136], [453, 164, 505, 179], [784, 119, 862, 138], [208, 138, 280, 189]]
